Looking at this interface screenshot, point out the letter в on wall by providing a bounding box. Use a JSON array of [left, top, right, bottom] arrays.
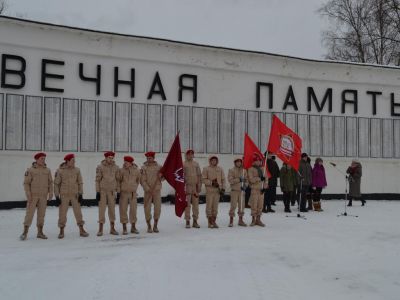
[[1, 54, 26, 89], [25, 96, 43, 151]]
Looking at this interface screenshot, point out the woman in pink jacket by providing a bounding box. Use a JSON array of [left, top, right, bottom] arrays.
[[312, 158, 327, 211]]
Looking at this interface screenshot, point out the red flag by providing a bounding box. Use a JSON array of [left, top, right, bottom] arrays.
[[160, 134, 187, 217], [243, 133, 265, 170], [267, 115, 302, 171]]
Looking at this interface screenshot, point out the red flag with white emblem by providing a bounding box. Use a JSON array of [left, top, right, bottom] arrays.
[[160, 133, 187, 217], [267, 115, 302, 171]]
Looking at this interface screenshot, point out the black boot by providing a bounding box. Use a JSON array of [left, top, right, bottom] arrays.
[[266, 205, 275, 213], [347, 198, 352, 206], [361, 199, 366, 206]]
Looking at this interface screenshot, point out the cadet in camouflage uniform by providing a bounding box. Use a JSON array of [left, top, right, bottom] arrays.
[[20, 152, 53, 240], [118, 155, 141, 235], [140, 152, 163, 233], [228, 158, 247, 227], [96, 151, 120, 236], [183, 149, 202, 229], [202, 155, 226, 229], [247, 154, 267, 227], [54, 154, 89, 239]]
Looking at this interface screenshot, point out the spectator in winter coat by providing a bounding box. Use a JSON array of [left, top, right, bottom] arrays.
[[280, 163, 297, 213], [346, 160, 365, 206], [311, 158, 327, 212], [298, 153, 312, 212], [263, 152, 280, 213]]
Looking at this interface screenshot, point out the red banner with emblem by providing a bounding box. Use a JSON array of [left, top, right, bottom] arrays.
[[267, 115, 302, 171], [160, 134, 187, 217]]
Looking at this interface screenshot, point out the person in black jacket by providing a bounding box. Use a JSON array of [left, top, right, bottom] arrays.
[[263, 152, 280, 213]]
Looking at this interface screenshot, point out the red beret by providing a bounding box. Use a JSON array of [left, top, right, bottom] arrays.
[[124, 156, 134, 163], [145, 151, 155, 158], [104, 151, 115, 158], [34, 152, 46, 160], [64, 154, 75, 161], [186, 149, 194, 155]]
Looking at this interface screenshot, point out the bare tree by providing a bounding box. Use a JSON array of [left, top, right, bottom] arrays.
[[319, 0, 400, 65], [0, 0, 7, 15]]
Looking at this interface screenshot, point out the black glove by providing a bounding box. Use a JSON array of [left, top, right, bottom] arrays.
[[96, 192, 100, 202], [78, 194, 83, 205], [260, 176, 266, 181], [116, 193, 120, 202], [240, 186, 246, 192], [212, 180, 219, 188], [261, 188, 268, 194], [239, 176, 244, 183], [55, 196, 61, 207]]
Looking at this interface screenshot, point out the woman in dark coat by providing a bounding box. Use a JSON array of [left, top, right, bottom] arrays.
[[346, 160, 365, 206], [311, 158, 327, 211]]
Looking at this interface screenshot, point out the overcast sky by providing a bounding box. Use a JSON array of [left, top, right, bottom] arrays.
[[5, 0, 329, 60]]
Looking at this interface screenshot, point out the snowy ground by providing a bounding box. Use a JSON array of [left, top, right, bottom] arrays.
[[0, 200, 399, 300]]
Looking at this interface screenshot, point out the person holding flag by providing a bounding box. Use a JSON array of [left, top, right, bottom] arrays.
[[202, 155, 226, 229], [160, 134, 187, 222], [183, 149, 202, 229], [263, 151, 280, 213], [141, 152, 164, 233]]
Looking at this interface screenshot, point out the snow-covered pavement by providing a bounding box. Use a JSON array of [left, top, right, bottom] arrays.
[[0, 200, 399, 300]]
